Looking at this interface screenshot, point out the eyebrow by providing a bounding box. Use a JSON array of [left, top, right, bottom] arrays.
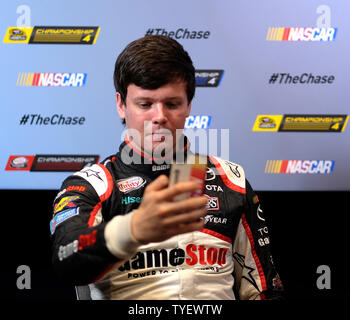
[[133, 96, 184, 102]]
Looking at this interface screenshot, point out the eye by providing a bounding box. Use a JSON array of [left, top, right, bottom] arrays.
[[166, 102, 180, 109], [139, 102, 152, 108]]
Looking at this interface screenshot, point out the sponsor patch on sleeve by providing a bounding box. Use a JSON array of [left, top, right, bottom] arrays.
[[53, 196, 79, 214], [50, 207, 79, 234]]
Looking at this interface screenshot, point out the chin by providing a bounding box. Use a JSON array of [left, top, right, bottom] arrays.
[[144, 141, 174, 158]]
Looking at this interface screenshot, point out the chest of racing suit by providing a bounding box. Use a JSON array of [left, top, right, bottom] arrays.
[[51, 140, 283, 300]]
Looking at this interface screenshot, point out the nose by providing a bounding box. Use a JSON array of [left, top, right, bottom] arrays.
[[152, 104, 168, 125]]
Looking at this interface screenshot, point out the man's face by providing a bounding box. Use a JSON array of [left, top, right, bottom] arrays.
[[116, 81, 191, 157]]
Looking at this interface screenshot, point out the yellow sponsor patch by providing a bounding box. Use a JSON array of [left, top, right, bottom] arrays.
[[252, 115, 283, 131], [3, 27, 33, 43], [54, 196, 79, 214]]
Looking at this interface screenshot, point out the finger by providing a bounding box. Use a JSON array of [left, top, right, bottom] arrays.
[[145, 174, 168, 192], [163, 206, 207, 226], [159, 196, 208, 216], [157, 180, 203, 201]]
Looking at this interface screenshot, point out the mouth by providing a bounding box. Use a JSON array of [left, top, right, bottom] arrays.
[[146, 129, 173, 141], [150, 133, 171, 142]]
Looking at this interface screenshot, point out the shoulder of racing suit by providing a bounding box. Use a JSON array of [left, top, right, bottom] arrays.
[[208, 155, 246, 194], [72, 163, 114, 226]]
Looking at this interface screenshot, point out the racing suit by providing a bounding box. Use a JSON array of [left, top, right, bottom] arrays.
[[51, 139, 284, 300]]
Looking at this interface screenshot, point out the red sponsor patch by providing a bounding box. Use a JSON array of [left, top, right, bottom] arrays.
[[66, 185, 86, 192], [78, 229, 98, 251]]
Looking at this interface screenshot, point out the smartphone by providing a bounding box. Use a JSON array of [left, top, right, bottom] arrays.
[[168, 154, 207, 201]]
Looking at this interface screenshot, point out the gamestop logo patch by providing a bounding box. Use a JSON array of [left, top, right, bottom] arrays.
[[118, 244, 228, 272]]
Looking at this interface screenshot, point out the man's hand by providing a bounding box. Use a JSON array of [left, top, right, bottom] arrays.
[[131, 175, 208, 244]]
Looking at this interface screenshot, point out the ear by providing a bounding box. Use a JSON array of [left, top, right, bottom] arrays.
[[116, 92, 126, 120]]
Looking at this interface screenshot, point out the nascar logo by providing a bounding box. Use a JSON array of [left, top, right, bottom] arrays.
[[17, 72, 87, 87], [185, 115, 211, 129], [266, 27, 337, 41], [265, 160, 335, 174]]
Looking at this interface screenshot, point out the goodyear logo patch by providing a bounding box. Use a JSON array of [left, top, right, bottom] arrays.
[[253, 115, 348, 132], [3, 26, 100, 44], [265, 160, 335, 174]]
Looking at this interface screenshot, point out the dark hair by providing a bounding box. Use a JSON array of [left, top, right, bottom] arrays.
[[113, 35, 195, 106]]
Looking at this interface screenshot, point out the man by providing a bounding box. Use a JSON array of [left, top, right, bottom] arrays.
[[51, 35, 283, 299]]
